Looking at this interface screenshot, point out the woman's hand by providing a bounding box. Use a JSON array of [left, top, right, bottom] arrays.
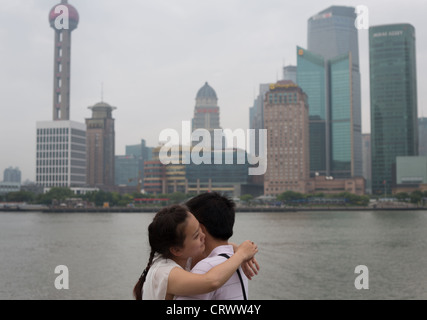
[[229, 241, 260, 279], [235, 240, 258, 261], [242, 257, 260, 280]]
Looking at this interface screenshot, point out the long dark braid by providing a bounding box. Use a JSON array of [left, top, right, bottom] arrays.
[[133, 250, 156, 300], [133, 205, 189, 300]]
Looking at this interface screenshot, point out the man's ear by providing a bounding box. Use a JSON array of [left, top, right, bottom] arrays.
[[170, 246, 183, 257]]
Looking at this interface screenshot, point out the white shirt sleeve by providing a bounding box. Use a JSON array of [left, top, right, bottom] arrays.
[[175, 260, 215, 300], [142, 258, 181, 300]]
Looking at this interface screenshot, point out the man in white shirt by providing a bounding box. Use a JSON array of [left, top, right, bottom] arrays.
[[175, 192, 256, 300]]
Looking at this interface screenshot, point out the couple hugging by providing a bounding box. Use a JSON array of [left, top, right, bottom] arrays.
[[133, 192, 259, 300]]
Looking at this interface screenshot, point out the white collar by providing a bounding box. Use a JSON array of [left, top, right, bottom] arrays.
[[207, 244, 234, 258]]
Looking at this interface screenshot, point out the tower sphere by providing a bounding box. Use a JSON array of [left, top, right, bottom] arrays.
[[49, 2, 79, 30]]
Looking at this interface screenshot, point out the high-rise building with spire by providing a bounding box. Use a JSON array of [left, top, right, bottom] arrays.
[[49, 0, 79, 121], [192, 82, 222, 148], [36, 1, 86, 189]]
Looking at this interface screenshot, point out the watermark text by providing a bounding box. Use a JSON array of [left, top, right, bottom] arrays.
[[54, 265, 69, 290], [158, 121, 267, 175]]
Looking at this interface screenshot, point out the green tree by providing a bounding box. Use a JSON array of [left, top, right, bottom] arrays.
[[82, 190, 113, 207], [111, 192, 122, 207], [359, 195, 370, 206], [330, 192, 369, 206], [395, 192, 409, 202], [6, 191, 35, 203], [409, 190, 423, 204], [118, 193, 134, 207], [95, 190, 112, 207], [168, 192, 188, 204], [132, 191, 152, 199], [36, 187, 74, 205], [277, 191, 305, 204], [240, 194, 253, 203]]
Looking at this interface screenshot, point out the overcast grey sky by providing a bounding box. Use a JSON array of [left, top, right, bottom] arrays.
[[0, 0, 426, 182]]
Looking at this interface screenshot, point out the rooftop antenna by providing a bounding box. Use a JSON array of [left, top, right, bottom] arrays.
[[101, 82, 104, 102]]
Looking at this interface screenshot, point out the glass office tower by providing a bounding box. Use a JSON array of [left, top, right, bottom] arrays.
[[308, 6, 359, 66], [330, 54, 353, 176], [297, 6, 362, 179], [296, 47, 327, 176], [369, 24, 418, 195], [419, 118, 427, 156]]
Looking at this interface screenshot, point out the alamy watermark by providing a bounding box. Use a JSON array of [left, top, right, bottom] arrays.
[[355, 5, 369, 30], [54, 265, 69, 290], [158, 121, 267, 176], [53, 5, 70, 30], [52, 264, 369, 292], [354, 265, 369, 290]]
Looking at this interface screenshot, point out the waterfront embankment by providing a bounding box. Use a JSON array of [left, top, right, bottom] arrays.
[[1, 205, 425, 213]]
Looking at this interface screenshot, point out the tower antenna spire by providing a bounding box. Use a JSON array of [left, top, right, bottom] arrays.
[[49, 0, 79, 120], [101, 82, 104, 102]]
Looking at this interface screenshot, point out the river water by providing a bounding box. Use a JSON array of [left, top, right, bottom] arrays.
[[0, 210, 426, 300]]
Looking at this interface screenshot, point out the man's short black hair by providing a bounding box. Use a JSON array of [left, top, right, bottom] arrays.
[[185, 192, 235, 241]]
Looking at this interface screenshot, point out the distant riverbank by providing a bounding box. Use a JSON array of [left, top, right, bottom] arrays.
[[1, 205, 426, 213], [43, 206, 427, 213]]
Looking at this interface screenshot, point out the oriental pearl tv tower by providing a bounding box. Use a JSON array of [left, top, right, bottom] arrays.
[[49, 0, 79, 121]]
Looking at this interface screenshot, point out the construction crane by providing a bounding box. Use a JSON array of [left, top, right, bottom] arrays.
[[128, 170, 143, 193]]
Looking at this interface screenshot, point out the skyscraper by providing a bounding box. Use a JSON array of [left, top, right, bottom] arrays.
[[282, 65, 297, 83], [370, 24, 418, 195], [419, 118, 427, 156], [308, 6, 359, 65], [36, 1, 84, 189], [263, 81, 310, 196], [192, 82, 221, 148], [362, 134, 372, 193], [249, 83, 270, 156], [297, 47, 327, 176], [3, 167, 21, 184], [86, 102, 116, 187], [143, 146, 167, 195], [49, 0, 79, 121], [297, 6, 362, 179], [115, 139, 153, 189], [115, 155, 140, 187], [36, 121, 86, 187]]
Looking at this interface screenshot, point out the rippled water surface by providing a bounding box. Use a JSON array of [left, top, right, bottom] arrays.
[[1, 210, 426, 299]]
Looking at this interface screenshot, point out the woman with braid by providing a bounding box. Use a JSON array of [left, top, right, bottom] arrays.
[[133, 204, 258, 300]]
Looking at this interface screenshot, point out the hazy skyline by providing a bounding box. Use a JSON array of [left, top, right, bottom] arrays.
[[1, 0, 426, 181]]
